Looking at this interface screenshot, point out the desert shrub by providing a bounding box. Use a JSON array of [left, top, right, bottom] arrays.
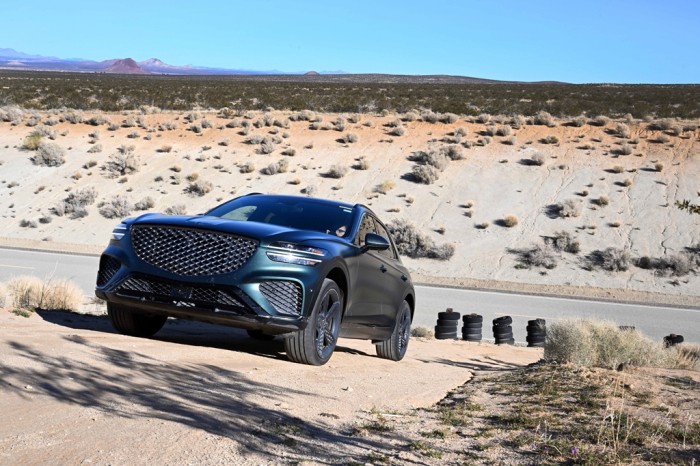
[[413, 165, 440, 184], [462, 140, 474, 148], [534, 111, 557, 127], [386, 219, 455, 260], [334, 117, 347, 132], [259, 140, 277, 154], [656, 118, 673, 130], [454, 127, 468, 137], [226, 118, 242, 128], [187, 172, 199, 182], [64, 110, 85, 124], [531, 151, 546, 166], [658, 133, 670, 143], [26, 114, 42, 127], [299, 110, 316, 121], [304, 185, 318, 197], [410, 326, 434, 339], [422, 111, 439, 123], [482, 136, 493, 145], [655, 254, 695, 276], [545, 135, 559, 144], [53, 186, 98, 218], [160, 120, 179, 131], [613, 165, 625, 173], [655, 162, 664, 172], [443, 113, 459, 124], [544, 319, 694, 370], [485, 124, 498, 136], [248, 133, 264, 144], [622, 178, 632, 187], [104, 152, 140, 177], [32, 142, 65, 166], [413, 148, 449, 170], [376, 180, 396, 194], [7, 276, 83, 311], [190, 122, 203, 133], [392, 126, 406, 136], [0, 282, 5, 307], [310, 121, 322, 130], [595, 247, 631, 271], [108, 122, 120, 131], [240, 162, 255, 173], [521, 242, 558, 269], [99, 196, 133, 219], [571, 115, 588, 127], [164, 204, 187, 215], [347, 114, 362, 123], [186, 179, 213, 196], [273, 118, 290, 128], [201, 118, 213, 129], [134, 196, 155, 211], [597, 195, 610, 206], [127, 130, 141, 139], [261, 159, 289, 175], [282, 147, 296, 156], [403, 112, 418, 122], [356, 157, 370, 170], [23, 133, 43, 150], [39, 215, 52, 224], [343, 132, 359, 143], [326, 164, 348, 178], [498, 124, 512, 136], [442, 144, 464, 160], [158, 144, 173, 153], [503, 214, 519, 227], [20, 219, 38, 228], [123, 116, 137, 127], [282, 131, 291, 138], [618, 142, 632, 155], [186, 112, 201, 122], [616, 123, 631, 138], [594, 115, 610, 126], [363, 120, 375, 128], [551, 231, 580, 254], [556, 199, 582, 218], [476, 113, 491, 124], [87, 114, 111, 126], [506, 136, 517, 145]]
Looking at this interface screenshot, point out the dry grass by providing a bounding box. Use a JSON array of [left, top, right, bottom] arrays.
[[410, 326, 434, 339], [655, 162, 664, 172], [7, 276, 83, 311], [376, 180, 396, 194], [503, 214, 519, 227], [545, 319, 700, 370]]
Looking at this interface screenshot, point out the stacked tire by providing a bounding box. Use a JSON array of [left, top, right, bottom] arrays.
[[526, 319, 546, 348], [664, 334, 684, 347], [462, 314, 482, 342], [435, 310, 460, 339], [493, 316, 514, 345]]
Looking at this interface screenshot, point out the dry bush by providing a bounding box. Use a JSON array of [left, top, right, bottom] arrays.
[[259, 138, 277, 154], [595, 247, 630, 271], [53, 186, 99, 219], [160, 120, 178, 131], [239, 162, 255, 173], [87, 114, 111, 126], [476, 113, 491, 124], [531, 151, 546, 166], [326, 164, 348, 178], [410, 326, 434, 339], [376, 180, 396, 194], [595, 115, 610, 126], [32, 142, 65, 166], [534, 111, 557, 127], [108, 122, 120, 131], [658, 133, 670, 143], [343, 132, 359, 143], [363, 120, 375, 128], [521, 242, 558, 269], [412, 165, 440, 184], [0, 282, 6, 308], [545, 319, 698, 370], [391, 126, 406, 137], [64, 110, 85, 124], [44, 279, 84, 311], [7, 276, 83, 311], [123, 116, 136, 128], [164, 204, 187, 216], [622, 178, 632, 187], [571, 115, 588, 127], [201, 118, 213, 129], [442, 144, 464, 160], [386, 219, 455, 260], [159, 144, 173, 153], [8, 275, 43, 308], [282, 147, 296, 156], [87, 143, 102, 154], [20, 219, 38, 228], [655, 162, 664, 172], [105, 152, 140, 177], [616, 123, 631, 138], [501, 214, 519, 227], [485, 124, 498, 136], [498, 124, 512, 136], [613, 165, 625, 173], [422, 111, 439, 123], [403, 112, 418, 122], [190, 122, 203, 133], [556, 199, 582, 218], [187, 172, 200, 182], [186, 179, 213, 196], [357, 157, 370, 170], [545, 135, 559, 144], [347, 114, 362, 123], [506, 136, 517, 145], [290, 177, 302, 185], [127, 130, 141, 139], [597, 195, 610, 206], [23, 133, 43, 150], [334, 117, 347, 132], [134, 196, 155, 211], [618, 142, 633, 155], [443, 113, 459, 124], [304, 185, 318, 197], [261, 159, 289, 175], [551, 230, 580, 254], [99, 196, 133, 219]]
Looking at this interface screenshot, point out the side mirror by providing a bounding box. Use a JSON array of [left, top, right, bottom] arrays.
[[361, 233, 390, 253]]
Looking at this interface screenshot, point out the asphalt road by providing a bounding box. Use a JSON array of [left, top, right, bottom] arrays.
[[1, 247, 698, 344]]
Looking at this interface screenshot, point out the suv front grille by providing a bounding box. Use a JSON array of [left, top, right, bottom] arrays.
[[96, 255, 121, 286], [131, 226, 258, 276], [117, 277, 244, 309], [259, 280, 303, 315]]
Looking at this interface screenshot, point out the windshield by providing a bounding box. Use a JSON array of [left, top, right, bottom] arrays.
[[207, 196, 356, 237]]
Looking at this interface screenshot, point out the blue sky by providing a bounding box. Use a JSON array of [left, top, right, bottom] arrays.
[[2, 0, 698, 83]]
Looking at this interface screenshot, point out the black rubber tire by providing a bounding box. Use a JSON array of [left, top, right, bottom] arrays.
[[663, 335, 684, 346], [462, 327, 482, 335], [246, 329, 276, 341], [492, 325, 513, 335], [526, 335, 546, 343], [376, 301, 411, 361], [435, 325, 459, 333], [107, 303, 167, 338], [436, 319, 459, 327], [526, 325, 546, 333], [496, 338, 515, 345], [435, 332, 458, 340], [528, 342, 545, 348], [438, 312, 460, 320], [463, 322, 482, 329], [462, 333, 482, 340], [284, 279, 342, 366], [463, 314, 483, 323], [495, 333, 514, 340], [528, 319, 546, 326], [493, 316, 513, 326]]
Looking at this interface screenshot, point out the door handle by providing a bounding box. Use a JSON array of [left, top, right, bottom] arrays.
[[380, 265, 387, 273], [401, 274, 408, 282]]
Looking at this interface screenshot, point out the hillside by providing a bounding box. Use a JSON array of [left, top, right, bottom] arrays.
[[0, 109, 699, 299]]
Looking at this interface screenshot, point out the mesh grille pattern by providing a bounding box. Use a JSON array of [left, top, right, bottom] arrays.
[[131, 226, 258, 276], [117, 277, 244, 308], [96, 255, 121, 286], [260, 281, 303, 315]]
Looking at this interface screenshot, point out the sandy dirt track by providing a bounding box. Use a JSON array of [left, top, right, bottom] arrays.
[[0, 309, 540, 465]]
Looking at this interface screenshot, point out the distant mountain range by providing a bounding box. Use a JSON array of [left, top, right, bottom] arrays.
[[0, 48, 347, 75]]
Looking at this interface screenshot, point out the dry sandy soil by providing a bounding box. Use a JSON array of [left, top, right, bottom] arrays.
[[0, 111, 699, 301], [0, 307, 541, 465]]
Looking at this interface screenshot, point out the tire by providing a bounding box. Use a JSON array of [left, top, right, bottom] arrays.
[[495, 333, 514, 341], [463, 322, 482, 329], [107, 303, 167, 337], [436, 321, 458, 329], [528, 319, 546, 326], [493, 316, 512, 326], [438, 311, 460, 320], [284, 279, 342, 366], [246, 329, 276, 341], [664, 334, 684, 347], [526, 325, 546, 333], [462, 327, 481, 335], [435, 333, 458, 340], [463, 314, 483, 323], [376, 301, 411, 361], [496, 338, 515, 345], [492, 325, 513, 335], [462, 333, 482, 341], [436, 318, 459, 325], [526, 335, 545, 343]]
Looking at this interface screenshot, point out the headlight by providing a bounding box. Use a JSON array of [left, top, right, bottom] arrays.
[[266, 252, 322, 266], [268, 242, 327, 256], [112, 223, 128, 240]]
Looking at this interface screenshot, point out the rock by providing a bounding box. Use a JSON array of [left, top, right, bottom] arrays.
[[25, 385, 33, 390]]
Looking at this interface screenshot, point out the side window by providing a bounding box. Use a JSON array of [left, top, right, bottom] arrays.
[[373, 219, 397, 259], [354, 213, 378, 247]]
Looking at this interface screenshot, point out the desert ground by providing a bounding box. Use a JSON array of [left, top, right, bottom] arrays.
[[0, 109, 699, 301]]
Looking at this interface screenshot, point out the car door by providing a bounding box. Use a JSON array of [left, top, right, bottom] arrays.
[[372, 217, 407, 327], [343, 213, 388, 335]]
